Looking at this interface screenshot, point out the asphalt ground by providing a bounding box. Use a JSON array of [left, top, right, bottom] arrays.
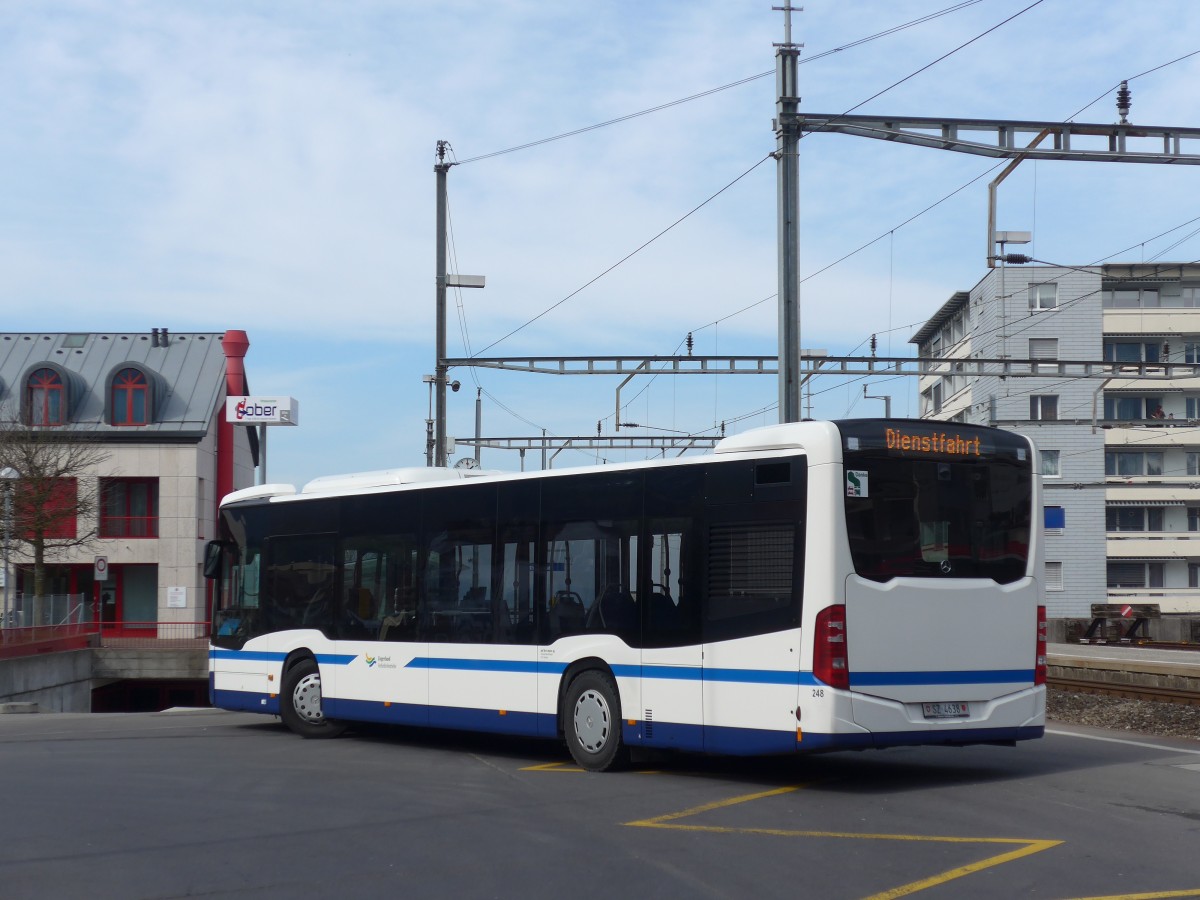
[[1, 710, 1199, 900]]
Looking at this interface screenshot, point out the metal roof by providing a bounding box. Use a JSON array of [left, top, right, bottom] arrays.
[[0, 331, 236, 439], [909, 291, 970, 347]]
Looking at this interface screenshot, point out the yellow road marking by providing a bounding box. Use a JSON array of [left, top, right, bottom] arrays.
[[526, 769, 1196, 899], [519, 760, 660, 774], [626, 783, 803, 825], [520, 761, 580, 772], [1062, 892, 1200, 899], [863, 839, 1061, 900], [624, 783, 1061, 899]]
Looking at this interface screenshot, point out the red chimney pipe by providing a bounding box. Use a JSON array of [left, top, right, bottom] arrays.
[[216, 330, 251, 515]]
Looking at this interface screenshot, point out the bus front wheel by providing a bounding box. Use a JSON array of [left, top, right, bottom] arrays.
[[564, 670, 627, 772], [280, 658, 347, 739]]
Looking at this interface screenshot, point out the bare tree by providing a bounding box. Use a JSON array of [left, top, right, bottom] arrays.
[[0, 409, 108, 624]]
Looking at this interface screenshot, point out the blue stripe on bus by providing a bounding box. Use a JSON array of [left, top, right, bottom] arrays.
[[209, 650, 285, 662], [211, 651, 1030, 689], [404, 658, 566, 675], [208, 650, 357, 665], [850, 669, 1034, 687], [404, 657, 805, 685]]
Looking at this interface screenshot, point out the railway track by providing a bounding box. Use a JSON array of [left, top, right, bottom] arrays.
[[1047, 675, 1200, 707]]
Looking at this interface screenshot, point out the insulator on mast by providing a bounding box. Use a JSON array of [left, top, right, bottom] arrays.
[[1116, 80, 1131, 124]]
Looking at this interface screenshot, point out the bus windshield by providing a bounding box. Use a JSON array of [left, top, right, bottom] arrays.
[[839, 421, 1032, 584]]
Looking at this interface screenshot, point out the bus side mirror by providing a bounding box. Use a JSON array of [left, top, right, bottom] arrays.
[[203, 541, 224, 580]]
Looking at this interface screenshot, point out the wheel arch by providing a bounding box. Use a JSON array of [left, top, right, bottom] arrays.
[[281, 647, 317, 678], [557, 657, 618, 736]]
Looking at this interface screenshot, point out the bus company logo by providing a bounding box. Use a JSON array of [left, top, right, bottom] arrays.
[[365, 654, 397, 670], [846, 469, 869, 498], [365, 655, 377, 668]]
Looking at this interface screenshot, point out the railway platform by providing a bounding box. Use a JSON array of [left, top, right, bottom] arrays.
[[1048, 642, 1200, 702]]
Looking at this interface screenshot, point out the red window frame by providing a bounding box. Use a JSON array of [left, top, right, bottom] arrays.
[[27, 368, 66, 426], [111, 368, 150, 426], [100, 478, 159, 538]]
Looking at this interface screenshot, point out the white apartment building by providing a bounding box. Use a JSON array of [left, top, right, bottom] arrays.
[[911, 263, 1200, 617]]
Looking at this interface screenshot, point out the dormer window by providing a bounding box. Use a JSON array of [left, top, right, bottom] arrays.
[[27, 368, 66, 426], [111, 368, 150, 426]]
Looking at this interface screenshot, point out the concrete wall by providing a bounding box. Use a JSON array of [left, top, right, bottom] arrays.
[[0, 649, 206, 713], [92, 648, 207, 681], [0, 650, 94, 712]]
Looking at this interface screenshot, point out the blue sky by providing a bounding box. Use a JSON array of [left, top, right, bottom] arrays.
[[4, 1, 1200, 486]]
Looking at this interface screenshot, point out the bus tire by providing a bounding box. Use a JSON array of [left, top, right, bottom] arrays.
[[279, 658, 347, 739], [564, 670, 627, 772]]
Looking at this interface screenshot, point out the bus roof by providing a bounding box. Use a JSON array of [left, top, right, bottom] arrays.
[[215, 420, 1021, 510]]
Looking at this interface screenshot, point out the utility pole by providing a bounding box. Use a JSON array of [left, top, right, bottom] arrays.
[[774, 4, 802, 423], [434, 141, 451, 467], [432, 141, 484, 467]]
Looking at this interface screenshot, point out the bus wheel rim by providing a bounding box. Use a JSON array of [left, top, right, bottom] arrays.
[[293, 672, 325, 724], [573, 688, 610, 753]]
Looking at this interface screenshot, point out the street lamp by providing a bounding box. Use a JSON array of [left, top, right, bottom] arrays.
[[1, 467, 18, 629]]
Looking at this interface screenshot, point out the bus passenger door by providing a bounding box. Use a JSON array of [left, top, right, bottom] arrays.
[[639, 525, 704, 753], [332, 532, 428, 726]]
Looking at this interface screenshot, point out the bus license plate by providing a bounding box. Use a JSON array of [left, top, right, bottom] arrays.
[[922, 702, 969, 719]]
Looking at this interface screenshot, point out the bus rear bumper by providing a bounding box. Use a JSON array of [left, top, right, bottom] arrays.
[[796, 724, 1044, 752]]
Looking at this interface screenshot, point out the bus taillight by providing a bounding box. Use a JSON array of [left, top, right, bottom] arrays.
[[814, 605, 849, 690], [1034, 605, 1047, 686]]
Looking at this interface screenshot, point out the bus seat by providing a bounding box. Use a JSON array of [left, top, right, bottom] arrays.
[[549, 591, 586, 637], [588, 585, 636, 633], [649, 592, 680, 631]]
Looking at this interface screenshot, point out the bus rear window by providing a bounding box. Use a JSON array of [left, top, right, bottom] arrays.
[[840, 423, 1032, 584]]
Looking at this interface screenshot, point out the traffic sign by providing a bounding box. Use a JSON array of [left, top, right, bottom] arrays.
[[94, 556, 109, 581]]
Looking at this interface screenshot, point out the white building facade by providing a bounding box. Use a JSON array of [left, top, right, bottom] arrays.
[[0, 330, 257, 634], [912, 263, 1200, 617]]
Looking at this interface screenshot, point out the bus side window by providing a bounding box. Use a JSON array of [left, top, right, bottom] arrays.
[[703, 517, 801, 643], [264, 535, 338, 636], [540, 471, 642, 643], [419, 483, 498, 644], [644, 524, 699, 648]]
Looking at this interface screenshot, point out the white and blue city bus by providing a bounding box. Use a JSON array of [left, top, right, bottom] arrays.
[[205, 419, 1045, 771]]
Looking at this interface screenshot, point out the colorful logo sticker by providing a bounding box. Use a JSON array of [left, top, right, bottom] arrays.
[[846, 469, 868, 498], [365, 655, 377, 668]]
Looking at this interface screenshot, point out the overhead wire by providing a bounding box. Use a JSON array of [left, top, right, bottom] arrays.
[[606, 1, 1049, 430], [611, 0, 1050, 434], [454, 1, 988, 166], [471, 153, 773, 358], [470, 0, 1039, 359], [447, 4, 1194, 458]]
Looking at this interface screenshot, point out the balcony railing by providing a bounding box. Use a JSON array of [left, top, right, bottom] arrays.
[[0, 617, 209, 658], [98, 622, 210, 649], [99, 516, 159, 538]]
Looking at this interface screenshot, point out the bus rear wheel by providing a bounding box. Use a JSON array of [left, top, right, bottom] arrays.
[[565, 670, 627, 772], [280, 658, 347, 739]]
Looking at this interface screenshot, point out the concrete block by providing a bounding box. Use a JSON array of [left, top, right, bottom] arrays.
[[0, 702, 39, 714]]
